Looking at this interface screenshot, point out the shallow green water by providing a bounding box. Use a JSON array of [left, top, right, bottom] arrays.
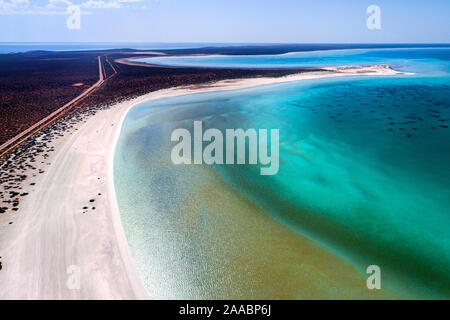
[[115, 48, 450, 299]]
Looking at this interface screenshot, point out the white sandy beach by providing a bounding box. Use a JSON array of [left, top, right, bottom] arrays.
[[0, 64, 405, 299]]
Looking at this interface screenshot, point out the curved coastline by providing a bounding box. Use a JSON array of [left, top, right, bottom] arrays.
[[0, 64, 405, 299], [110, 65, 406, 299]]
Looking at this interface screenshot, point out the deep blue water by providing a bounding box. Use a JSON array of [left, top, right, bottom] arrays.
[[1, 42, 448, 54], [115, 48, 450, 299], [138, 47, 450, 74], [0, 42, 241, 54]]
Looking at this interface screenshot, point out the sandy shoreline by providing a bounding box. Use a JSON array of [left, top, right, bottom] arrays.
[[0, 64, 405, 299]]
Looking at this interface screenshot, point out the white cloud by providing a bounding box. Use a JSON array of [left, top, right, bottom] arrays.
[[81, 0, 120, 9], [46, 0, 72, 9], [0, 0, 145, 15], [0, 0, 30, 13]]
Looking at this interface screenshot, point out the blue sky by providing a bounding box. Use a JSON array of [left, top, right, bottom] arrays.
[[1, 0, 449, 43]]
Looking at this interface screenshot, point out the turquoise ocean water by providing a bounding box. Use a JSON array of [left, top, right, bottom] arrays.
[[115, 48, 450, 299]]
